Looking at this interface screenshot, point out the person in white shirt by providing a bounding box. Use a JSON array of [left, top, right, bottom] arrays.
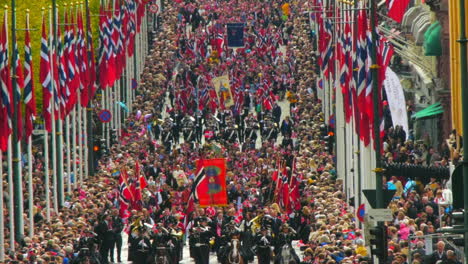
[[173, 165, 188, 187]]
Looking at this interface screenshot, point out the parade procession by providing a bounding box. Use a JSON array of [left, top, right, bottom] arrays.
[[0, 0, 468, 263]]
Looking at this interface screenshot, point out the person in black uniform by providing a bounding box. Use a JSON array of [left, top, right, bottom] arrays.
[[274, 223, 299, 264], [272, 103, 282, 127], [255, 226, 273, 264], [182, 115, 196, 144], [172, 111, 183, 145], [236, 109, 246, 142], [195, 111, 204, 143], [161, 118, 174, 152], [110, 209, 124, 263], [94, 214, 114, 264], [134, 228, 152, 264], [152, 224, 172, 264], [190, 217, 213, 264], [245, 115, 259, 142]]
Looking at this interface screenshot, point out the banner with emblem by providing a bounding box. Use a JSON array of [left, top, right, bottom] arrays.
[[196, 158, 228, 207], [227, 23, 245, 47], [212, 75, 234, 109]]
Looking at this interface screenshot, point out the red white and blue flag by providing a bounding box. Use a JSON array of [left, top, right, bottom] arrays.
[[40, 14, 53, 132], [0, 12, 11, 151], [24, 13, 37, 142]]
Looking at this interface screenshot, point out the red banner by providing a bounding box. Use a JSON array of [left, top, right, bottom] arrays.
[[196, 158, 228, 207]]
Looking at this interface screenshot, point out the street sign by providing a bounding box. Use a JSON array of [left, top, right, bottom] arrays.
[[356, 203, 365, 222], [149, 4, 159, 14], [362, 189, 396, 209], [367, 209, 393, 222], [98, 110, 112, 123]]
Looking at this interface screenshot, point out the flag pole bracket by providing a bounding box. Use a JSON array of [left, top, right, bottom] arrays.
[[370, 64, 381, 69], [372, 168, 385, 173]]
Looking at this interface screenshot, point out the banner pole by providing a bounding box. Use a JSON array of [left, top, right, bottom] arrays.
[[44, 131, 51, 222], [66, 115, 71, 193], [0, 151, 4, 261], [72, 106, 78, 188], [48, 7, 58, 214], [83, 103, 88, 178], [78, 99, 84, 185], [27, 136, 34, 238], [7, 137, 15, 251]]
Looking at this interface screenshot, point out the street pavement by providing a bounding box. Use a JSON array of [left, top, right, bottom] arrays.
[[110, 94, 297, 263]]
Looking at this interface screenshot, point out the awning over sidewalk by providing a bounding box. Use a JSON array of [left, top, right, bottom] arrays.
[[423, 21, 442, 56], [411, 102, 444, 119]]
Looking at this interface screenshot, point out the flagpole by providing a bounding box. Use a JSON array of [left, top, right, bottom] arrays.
[[51, 0, 64, 208], [66, 115, 71, 193], [83, 103, 88, 179], [370, 0, 382, 209], [3, 6, 14, 251], [25, 9, 34, 233], [84, 0, 94, 176], [49, 6, 58, 214], [27, 133, 33, 237], [7, 137, 14, 251], [116, 80, 121, 139], [42, 8, 51, 222], [78, 98, 84, 185], [72, 106, 78, 188], [0, 150, 4, 261], [44, 127, 51, 221], [106, 86, 110, 148], [11, 0, 25, 240]]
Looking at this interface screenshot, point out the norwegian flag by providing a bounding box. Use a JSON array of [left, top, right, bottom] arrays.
[[52, 22, 61, 121], [0, 12, 11, 151], [106, 2, 117, 87], [214, 31, 224, 56], [279, 173, 289, 210], [115, 1, 126, 80], [356, 9, 370, 146], [57, 14, 67, 117], [119, 169, 133, 218], [13, 36, 25, 141], [64, 11, 78, 113], [322, 14, 334, 79], [86, 7, 97, 100], [40, 14, 52, 133], [365, 25, 374, 142], [339, 11, 352, 123], [373, 36, 394, 149], [77, 10, 89, 107], [125, 0, 136, 58], [136, 0, 146, 32], [288, 175, 300, 214], [98, 5, 109, 89], [24, 13, 37, 142], [387, 0, 411, 23], [342, 11, 353, 123]]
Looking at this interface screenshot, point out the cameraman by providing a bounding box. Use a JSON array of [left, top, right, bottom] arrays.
[[72, 247, 101, 264]]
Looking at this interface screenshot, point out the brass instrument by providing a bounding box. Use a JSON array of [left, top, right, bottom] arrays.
[[250, 214, 263, 234]]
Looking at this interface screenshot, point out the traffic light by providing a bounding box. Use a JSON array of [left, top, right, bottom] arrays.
[[110, 129, 118, 145], [369, 225, 387, 261], [100, 138, 108, 157], [93, 138, 102, 159], [451, 211, 465, 230]]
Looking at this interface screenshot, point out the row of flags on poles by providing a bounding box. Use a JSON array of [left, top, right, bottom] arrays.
[[0, 0, 148, 152], [315, 0, 397, 148]]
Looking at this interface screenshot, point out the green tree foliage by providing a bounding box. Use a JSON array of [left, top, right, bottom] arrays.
[[0, 0, 101, 117]]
